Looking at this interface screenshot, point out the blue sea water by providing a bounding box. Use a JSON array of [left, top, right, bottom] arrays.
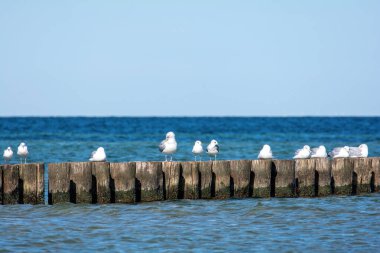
[[0, 117, 380, 252]]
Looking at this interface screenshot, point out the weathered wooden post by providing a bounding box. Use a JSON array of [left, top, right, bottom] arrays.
[[251, 160, 272, 198], [70, 162, 93, 203], [109, 162, 136, 203], [135, 162, 163, 202], [48, 163, 70, 204], [314, 158, 331, 196], [353, 158, 372, 194], [198, 161, 213, 199], [19, 163, 44, 204], [162, 162, 182, 200], [331, 158, 354, 195], [0, 165, 2, 204], [295, 159, 315, 197], [181, 161, 199, 199], [371, 158, 380, 192], [91, 162, 111, 204], [212, 161, 231, 199], [273, 160, 295, 197], [230, 160, 251, 198], [2, 164, 19, 204]]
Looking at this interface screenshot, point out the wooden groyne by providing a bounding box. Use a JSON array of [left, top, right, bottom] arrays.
[[1, 158, 379, 205]]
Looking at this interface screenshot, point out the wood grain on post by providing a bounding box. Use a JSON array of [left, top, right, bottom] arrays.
[[162, 162, 182, 200], [314, 158, 331, 197], [230, 160, 251, 198], [251, 160, 272, 198], [110, 162, 136, 203], [91, 162, 111, 204], [70, 162, 93, 203], [181, 161, 199, 199], [371, 158, 380, 192], [295, 159, 315, 197], [135, 162, 163, 202], [212, 161, 231, 199], [19, 163, 44, 204], [2, 164, 19, 204], [48, 163, 70, 204], [198, 161, 213, 199], [353, 158, 372, 194], [274, 160, 295, 197], [331, 158, 354, 195]]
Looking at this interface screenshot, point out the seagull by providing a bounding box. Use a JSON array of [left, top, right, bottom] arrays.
[[159, 131, 177, 161], [207, 140, 219, 161], [349, 144, 368, 158], [17, 142, 29, 164], [293, 145, 311, 159], [89, 147, 107, 162], [328, 146, 350, 158], [3, 147, 13, 163], [258, 144, 273, 159], [192, 140, 203, 161], [311, 145, 327, 158]]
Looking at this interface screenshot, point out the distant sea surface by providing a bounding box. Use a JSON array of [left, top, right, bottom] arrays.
[[0, 117, 380, 252]]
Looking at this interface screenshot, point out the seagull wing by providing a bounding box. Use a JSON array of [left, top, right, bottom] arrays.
[[349, 147, 362, 157], [215, 144, 219, 152], [159, 140, 166, 152]]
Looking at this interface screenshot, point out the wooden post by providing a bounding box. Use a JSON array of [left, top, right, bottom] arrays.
[[230, 160, 251, 198], [274, 160, 295, 197], [135, 162, 163, 202], [19, 163, 44, 204], [0, 165, 3, 204], [353, 158, 372, 194], [48, 163, 70, 204], [212, 161, 231, 199], [70, 162, 93, 203], [110, 162, 136, 203], [251, 160, 272, 198], [331, 158, 354, 195], [295, 159, 315, 197], [181, 162, 199, 199], [2, 164, 19, 204], [371, 158, 380, 192], [198, 161, 213, 199], [314, 158, 331, 197], [91, 162, 111, 204], [162, 162, 182, 200]]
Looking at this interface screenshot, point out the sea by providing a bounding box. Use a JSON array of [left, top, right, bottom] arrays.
[[0, 117, 379, 252]]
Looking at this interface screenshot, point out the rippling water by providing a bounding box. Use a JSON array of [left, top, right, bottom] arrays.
[[0, 195, 379, 252], [1, 117, 380, 251]]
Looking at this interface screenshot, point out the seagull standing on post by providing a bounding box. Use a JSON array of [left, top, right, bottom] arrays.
[[159, 131, 177, 161], [207, 140, 219, 161], [258, 144, 273, 159], [3, 147, 13, 163], [293, 145, 311, 159], [17, 142, 29, 164], [192, 140, 203, 161], [89, 147, 107, 162]]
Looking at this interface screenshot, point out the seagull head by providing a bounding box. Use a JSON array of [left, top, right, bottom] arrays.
[[211, 140, 218, 145], [20, 142, 26, 147], [359, 144, 368, 150], [263, 144, 271, 150], [195, 140, 202, 145], [303, 145, 310, 151], [344, 146, 350, 151], [97, 147, 105, 153], [7, 147, 12, 151], [319, 145, 326, 152], [166, 132, 175, 139]]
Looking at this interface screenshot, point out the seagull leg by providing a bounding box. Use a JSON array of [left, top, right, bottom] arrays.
[[165, 155, 167, 162], [194, 156, 196, 161], [170, 156, 173, 162], [214, 155, 217, 161]]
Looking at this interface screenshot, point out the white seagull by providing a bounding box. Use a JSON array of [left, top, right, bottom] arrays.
[[258, 144, 273, 159], [311, 145, 327, 158], [293, 145, 311, 159], [3, 147, 13, 163], [159, 131, 177, 161], [348, 144, 368, 158], [207, 140, 219, 161], [329, 146, 350, 158], [192, 140, 203, 161], [17, 142, 29, 164], [89, 147, 107, 162]]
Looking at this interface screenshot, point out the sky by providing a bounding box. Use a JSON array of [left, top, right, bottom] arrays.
[[0, 1, 379, 116]]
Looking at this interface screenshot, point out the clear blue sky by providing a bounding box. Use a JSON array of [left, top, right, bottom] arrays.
[[0, 1, 379, 116]]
